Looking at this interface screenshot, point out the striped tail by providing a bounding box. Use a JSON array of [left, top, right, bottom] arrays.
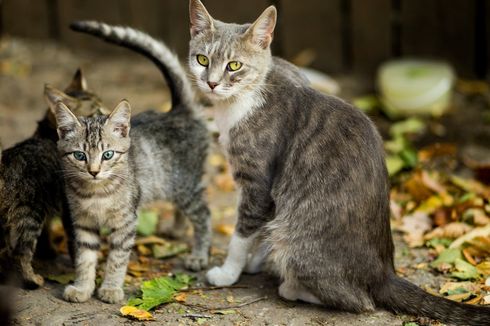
[[70, 21, 194, 110]]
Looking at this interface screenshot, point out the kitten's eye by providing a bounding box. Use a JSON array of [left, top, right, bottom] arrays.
[[226, 61, 242, 71], [73, 151, 86, 161], [196, 54, 209, 67], [102, 150, 114, 160]]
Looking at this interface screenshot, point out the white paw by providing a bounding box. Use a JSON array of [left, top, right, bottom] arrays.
[[206, 266, 239, 286], [63, 285, 92, 303], [97, 286, 124, 303]]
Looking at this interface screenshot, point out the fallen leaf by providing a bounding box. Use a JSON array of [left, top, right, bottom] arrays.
[[400, 212, 432, 247], [215, 224, 235, 236], [137, 244, 152, 256], [483, 294, 490, 305], [424, 222, 472, 240], [386, 155, 405, 176], [430, 248, 463, 271], [451, 258, 480, 280], [45, 273, 75, 285], [439, 281, 480, 295], [128, 273, 195, 311], [152, 242, 188, 259], [174, 292, 187, 302], [120, 306, 154, 321], [476, 262, 490, 276], [214, 173, 235, 192], [135, 235, 168, 246], [450, 224, 490, 249], [137, 210, 159, 236]]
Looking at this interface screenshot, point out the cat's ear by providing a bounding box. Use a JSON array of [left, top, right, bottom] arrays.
[[106, 100, 131, 138], [245, 6, 277, 49], [189, 0, 214, 37], [65, 68, 88, 93], [53, 102, 82, 140], [44, 85, 79, 111]]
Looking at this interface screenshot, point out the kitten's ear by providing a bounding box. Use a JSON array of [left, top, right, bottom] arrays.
[[245, 6, 277, 49], [106, 100, 131, 138], [189, 0, 214, 37], [53, 102, 82, 140], [65, 68, 88, 93], [44, 84, 78, 111]]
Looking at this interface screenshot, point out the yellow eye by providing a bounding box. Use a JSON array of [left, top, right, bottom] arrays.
[[197, 54, 209, 67], [226, 61, 242, 71]]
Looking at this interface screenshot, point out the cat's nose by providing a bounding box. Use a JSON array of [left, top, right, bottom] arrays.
[[207, 81, 219, 90], [89, 170, 99, 178]]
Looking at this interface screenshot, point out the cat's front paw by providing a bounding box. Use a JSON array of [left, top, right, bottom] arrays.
[[206, 266, 239, 286], [97, 287, 124, 303], [23, 273, 44, 289], [185, 254, 209, 272], [63, 285, 92, 303]]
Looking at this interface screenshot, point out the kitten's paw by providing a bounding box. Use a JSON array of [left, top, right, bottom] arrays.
[[97, 287, 124, 304], [23, 273, 44, 289], [184, 254, 208, 272], [206, 266, 239, 286], [63, 285, 92, 303]]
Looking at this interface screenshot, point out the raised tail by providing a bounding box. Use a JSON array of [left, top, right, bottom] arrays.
[[70, 21, 194, 110], [375, 274, 490, 326]]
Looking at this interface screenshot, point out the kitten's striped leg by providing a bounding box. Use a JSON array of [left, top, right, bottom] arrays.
[[97, 217, 136, 303], [177, 190, 211, 271], [10, 207, 45, 288], [63, 225, 100, 303]]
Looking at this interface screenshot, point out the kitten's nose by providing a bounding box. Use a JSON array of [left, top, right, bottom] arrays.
[[207, 81, 219, 90], [89, 170, 99, 178]]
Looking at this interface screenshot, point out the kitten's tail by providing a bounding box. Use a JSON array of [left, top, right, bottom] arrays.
[[70, 21, 194, 111], [374, 273, 490, 326]]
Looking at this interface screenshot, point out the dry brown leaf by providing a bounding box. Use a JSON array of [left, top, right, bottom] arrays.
[[476, 262, 490, 276], [404, 172, 434, 201], [120, 306, 154, 321], [137, 244, 152, 256], [215, 224, 235, 236], [450, 225, 490, 249], [462, 248, 477, 265], [400, 212, 432, 247], [174, 292, 187, 302], [135, 235, 168, 246], [424, 222, 472, 240]]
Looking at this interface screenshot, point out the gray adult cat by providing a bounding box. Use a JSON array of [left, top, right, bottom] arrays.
[[52, 25, 211, 303], [188, 0, 490, 325]]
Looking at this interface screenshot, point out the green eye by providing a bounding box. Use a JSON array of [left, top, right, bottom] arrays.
[[226, 61, 242, 71], [102, 150, 114, 160], [73, 151, 86, 161], [197, 54, 209, 67]]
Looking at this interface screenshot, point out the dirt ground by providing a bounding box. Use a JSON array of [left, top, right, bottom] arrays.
[[0, 37, 483, 326]]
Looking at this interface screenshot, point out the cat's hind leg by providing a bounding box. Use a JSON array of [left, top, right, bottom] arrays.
[[244, 240, 270, 274], [176, 188, 211, 271], [9, 207, 45, 289], [278, 279, 322, 304]]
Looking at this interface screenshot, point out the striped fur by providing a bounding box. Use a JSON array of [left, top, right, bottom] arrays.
[[55, 50, 210, 303], [190, 1, 490, 325], [0, 70, 106, 289], [70, 21, 194, 109]]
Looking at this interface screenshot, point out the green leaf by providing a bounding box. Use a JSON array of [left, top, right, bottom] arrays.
[[386, 155, 405, 176], [399, 148, 418, 167], [426, 237, 453, 249], [451, 258, 480, 280], [389, 118, 425, 137], [137, 210, 158, 236], [403, 322, 420, 326], [127, 274, 195, 311], [152, 242, 188, 259], [353, 95, 380, 113], [430, 248, 463, 270], [45, 273, 75, 285]]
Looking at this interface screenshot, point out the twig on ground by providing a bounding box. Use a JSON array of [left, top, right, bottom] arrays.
[[183, 313, 212, 320], [179, 296, 267, 312], [181, 285, 249, 292]]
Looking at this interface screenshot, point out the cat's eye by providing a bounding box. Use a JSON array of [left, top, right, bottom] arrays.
[[226, 61, 242, 72], [196, 54, 209, 67], [102, 150, 114, 160], [73, 151, 86, 161]]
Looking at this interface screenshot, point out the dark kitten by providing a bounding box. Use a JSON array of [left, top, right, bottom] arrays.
[[0, 70, 108, 288], [188, 1, 490, 325]]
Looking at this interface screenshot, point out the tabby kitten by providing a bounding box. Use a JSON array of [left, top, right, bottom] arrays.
[[0, 70, 107, 289], [188, 1, 490, 325], [54, 25, 210, 303]]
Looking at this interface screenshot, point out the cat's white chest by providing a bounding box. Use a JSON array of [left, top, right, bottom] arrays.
[[211, 91, 263, 148]]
